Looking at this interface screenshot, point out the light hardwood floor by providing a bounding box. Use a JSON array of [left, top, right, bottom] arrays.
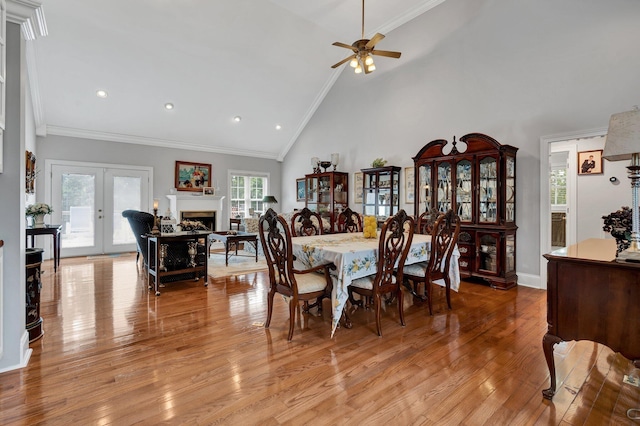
[[1, 254, 639, 425]]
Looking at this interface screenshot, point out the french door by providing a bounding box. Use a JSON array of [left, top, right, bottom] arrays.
[[47, 161, 152, 257]]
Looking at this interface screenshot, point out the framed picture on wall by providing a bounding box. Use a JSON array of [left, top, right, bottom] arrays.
[[405, 167, 415, 203], [577, 150, 603, 175], [296, 178, 305, 201], [354, 172, 364, 204], [203, 186, 215, 195], [175, 161, 212, 192]]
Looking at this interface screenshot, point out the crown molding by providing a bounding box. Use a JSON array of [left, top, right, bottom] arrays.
[[46, 126, 280, 161], [25, 42, 46, 135], [7, 0, 47, 40]]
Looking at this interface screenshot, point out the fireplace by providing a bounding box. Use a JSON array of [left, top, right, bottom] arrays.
[[181, 210, 216, 231], [167, 194, 226, 232]]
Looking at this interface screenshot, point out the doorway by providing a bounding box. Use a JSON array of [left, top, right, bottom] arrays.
[[539, 128, 607, 289], [45, 160, 152, 257]]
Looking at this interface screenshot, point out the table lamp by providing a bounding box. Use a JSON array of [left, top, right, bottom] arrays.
[[603, 106, 640, 263], [262, 195, 278, 212]]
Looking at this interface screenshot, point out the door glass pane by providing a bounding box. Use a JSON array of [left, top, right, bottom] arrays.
[[456, 160, 472, 221], [419, 164, 431, 212], [479, 157, 497, 223], [61, 173, 95, 249], [436, 162, 451, 213], [112, 176, 141, 246]]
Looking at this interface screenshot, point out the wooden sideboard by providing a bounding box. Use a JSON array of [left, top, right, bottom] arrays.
[[542, 238, 640, 399]]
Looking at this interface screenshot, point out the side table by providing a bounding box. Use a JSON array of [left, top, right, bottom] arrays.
[[147, 231, 211, 296], [26, 225, 62, 272]]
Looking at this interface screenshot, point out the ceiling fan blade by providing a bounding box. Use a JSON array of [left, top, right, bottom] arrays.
[[365, 33, 385, 49], [371, 50, 402, 59], [331, 54, 356, 69], [332, 41, 358, 52]]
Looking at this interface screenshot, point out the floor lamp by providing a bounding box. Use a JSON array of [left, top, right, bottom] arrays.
[[603, 106, 640, 263]]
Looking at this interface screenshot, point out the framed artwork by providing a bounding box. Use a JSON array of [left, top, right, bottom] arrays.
[[354, 172, 364, 204], [577, 150, 603, 175], [296, 178, 306, 202], [405, 167, 415, 203], [26, 150, 36, 194], [175, 161, 212, 192], [203, 186, 215, 195]]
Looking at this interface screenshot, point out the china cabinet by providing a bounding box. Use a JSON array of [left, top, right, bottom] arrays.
[[413, 133, 518, 289], [361, 166, 401, 224], [305, 171, 349, 232]]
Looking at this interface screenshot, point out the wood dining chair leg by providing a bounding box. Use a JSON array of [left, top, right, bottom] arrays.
[[445, 278, 452, 310], [374, 293, 383, 337], [397, 288, 405, 326], [288, 298, 297, 341], [265, 289, 276, 328], [426, 282, 433, 316]]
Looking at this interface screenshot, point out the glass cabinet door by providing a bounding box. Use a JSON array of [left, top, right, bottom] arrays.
[[478, 233, 498, 273], [306, 176, 318, 211], [455, 159, 472, 222], [436, 161, 452, 212], [478, 156, 498, 223], [418, 164, 431, 213], [505, 156, 515, 222]]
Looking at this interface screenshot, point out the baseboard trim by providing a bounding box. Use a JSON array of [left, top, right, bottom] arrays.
[[517, 272, 541, 290], [0, 332, 32, 374]]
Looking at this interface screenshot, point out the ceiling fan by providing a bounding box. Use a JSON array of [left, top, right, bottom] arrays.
[[331, 0, 402, 74]]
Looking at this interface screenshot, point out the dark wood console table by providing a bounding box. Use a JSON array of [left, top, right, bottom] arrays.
[[209, 231, 258, 266], [26, 225, 62, 272], [542, 238, 640, 399], [147, 231, 211, 296]]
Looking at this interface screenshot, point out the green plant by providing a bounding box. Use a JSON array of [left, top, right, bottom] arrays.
[[371, 158, 387, 168]]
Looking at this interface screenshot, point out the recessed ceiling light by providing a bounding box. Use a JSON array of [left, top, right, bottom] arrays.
[[96, 90, 108, 98], [165, 103, 174, 110], [234, 116, 242, 122], [275, 124, 282, 130]]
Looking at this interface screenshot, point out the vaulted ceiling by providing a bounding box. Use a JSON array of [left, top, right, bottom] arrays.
[[30, 0, 446, 160]]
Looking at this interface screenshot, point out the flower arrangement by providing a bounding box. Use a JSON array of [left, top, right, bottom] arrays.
[[363, 216, 377, 238], [602, 206, 633, 254], [25, 203, 53, 217]]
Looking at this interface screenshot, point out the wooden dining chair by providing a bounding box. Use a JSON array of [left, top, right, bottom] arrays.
[[259, 208, 335, 341], [417, 207, 441, 235], [336, 207, 363, 233], [403, 209, 461, 315], [348, 209, 414, 337], [290, 207, 324, 237]]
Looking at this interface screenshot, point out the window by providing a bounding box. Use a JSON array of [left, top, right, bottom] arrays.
[[230, 173, 268, 218], [550, 167, 567, 206]]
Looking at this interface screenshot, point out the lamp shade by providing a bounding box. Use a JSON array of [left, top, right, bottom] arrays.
[[603, 107, 640, 161], [262, 195, 278, 204]]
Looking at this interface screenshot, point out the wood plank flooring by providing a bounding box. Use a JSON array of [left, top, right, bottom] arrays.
[[1, 253, 639, 425]]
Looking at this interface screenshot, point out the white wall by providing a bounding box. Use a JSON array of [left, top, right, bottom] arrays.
[[575, 136, 630, 241], [0, 22, 32, 372], [36, 134, 282, 227], [282, 0, 640, 281]]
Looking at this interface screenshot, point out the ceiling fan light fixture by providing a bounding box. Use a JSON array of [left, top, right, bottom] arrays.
[[367, 63, 376, 72], [355, 64, 363, 74], [349, 58, 358, 68], [365, 55, 374, 66]]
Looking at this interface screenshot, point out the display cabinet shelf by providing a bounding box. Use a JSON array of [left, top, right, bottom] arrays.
[[360, 166, 401, 225], [305, 171, 349, 232], [413, 133, 518, 289]]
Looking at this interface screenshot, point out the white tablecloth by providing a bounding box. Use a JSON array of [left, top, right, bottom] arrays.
[[291, 232, 460, 336]]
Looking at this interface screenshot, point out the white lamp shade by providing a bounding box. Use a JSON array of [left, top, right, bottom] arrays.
[[603, 107, 640, 161], [331, 153, 339, 166]]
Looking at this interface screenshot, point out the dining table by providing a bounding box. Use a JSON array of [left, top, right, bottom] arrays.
[[291, 232, 461, 337]]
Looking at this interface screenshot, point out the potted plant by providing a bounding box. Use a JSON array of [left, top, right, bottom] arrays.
[[602, 206, 633, 255], [26, 203, 53, 228]]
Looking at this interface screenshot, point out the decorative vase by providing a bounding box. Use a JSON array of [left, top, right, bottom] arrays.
[[33, 214, 45, 228]]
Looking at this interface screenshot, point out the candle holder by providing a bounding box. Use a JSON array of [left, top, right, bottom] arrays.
[[187, 241, 198, 267], [159, 244, 168, 271]]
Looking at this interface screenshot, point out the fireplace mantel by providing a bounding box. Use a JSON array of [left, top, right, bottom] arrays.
[[166, 194, 226, 231]]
